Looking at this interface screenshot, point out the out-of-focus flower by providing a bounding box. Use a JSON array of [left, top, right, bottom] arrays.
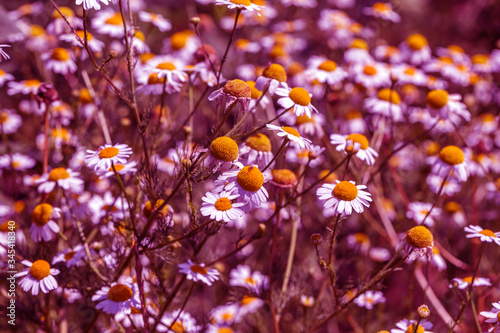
[[425, 89, 470, 124], [353, 290, 386, 309], [305, 56, 348, 85], [157, 309, 201, 332], [92, 277, 141, 314], [229, 265, 269, 293], [76, 0, 111, 11], [97, 161, 138, 179], [364, 88, 404, 121], [363, 3, 400, 22], [178, 260, 220, 286], [52, 244, 86, 267], [300, 295, 315, 307], [480, 302, 500, 325], [266, 124, 312, 149], [255, 63, 288, 95], [0, 44, 11, 61], [430, 145, 469, 182], [391, 319, 433, 333], [464, 225, 500, 245], [215, 0, 264, 16], [406, 201, 442, 227], [138, 11, 172, 32], [30, 203, 62, 242], [400, 33, 432, 66], [15, 259, 60, 295], [449, 276, 491, 289], [92, 10, 125, 37], [35, 167, 84, 193]]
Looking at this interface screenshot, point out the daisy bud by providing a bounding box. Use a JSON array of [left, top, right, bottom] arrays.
[[418, 304, 430, 319], [190, 16, 201, 25], [109, 50, 118, 58], [311, 233, 322, 245], [36, 83, 59, 105]]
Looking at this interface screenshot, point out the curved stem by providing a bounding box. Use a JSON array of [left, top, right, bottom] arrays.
[[217, 9, 241, 86]]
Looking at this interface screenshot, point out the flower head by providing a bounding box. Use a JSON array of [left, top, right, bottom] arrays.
[[85, 143, 133, 172], [178, 260, 220, 286], [209, 79, 252, 112], [316, 180, 372, 216], [401, 226, 434, 261], [464, 225, 500, 245], [15, 259, 60, 295], [200, 190, 245, 223], [266, 124, 312, 149], [30, 203, 62, 242], [330, 133, 378, 165], [92, 277, 141, 314]]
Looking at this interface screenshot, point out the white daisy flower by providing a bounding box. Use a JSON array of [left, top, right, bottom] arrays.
[[52, 244, 86, 267], [91, 10, 125, 38], [392, 64, 428, 86], [47, 7, 84, 36], [215, 164, 269, 211], [97, 161, 138, 179], [207, 136, 240, 172], [430, 145, 469, 182], [145, 57, 188, 84], [275, 87, 318, 118], [464, 225, 500, 246], [60, 31, 105, 53], [255, 63, 289, 95], [401, 226, 434, 261], [391, 319, 433, 333], [316, 180, 372, 216], [85, 143, 133, 172], [154, 149, 181, 176], [426, 174, 462, 196], [157, 309, 201, 332], [76, 0, 111, 11], [239, 133, 273, 169], [88, 191, 128, 226], [229, 265, 269, 294], [399, 33, 432, 66], [449, 276, 492, 289], [200, 190, 245, 223], [425, 89, 470, 124], [139, 73, 184, 95], [330, 133, 379, 165], [35, 167, 84, 193], [343, 39, 373, 65], [266, 124, 312, 150], [353, 290, 386, 310], [305, 56, 348, 85], [215, 0, 264, 16], [178, 260, 220, 286], [364, 88, 404, 122], [41, 48, 77, 75], [162, 30, 200, 62], [210, 303, 242, 326], [480, 302, 500, 324], [406, 201, 442, 227], [30, 203, 62, 242], [300, 295, 315, 308], [239, 296, 265, 315], [352, 62, 391, 89], [374, 45, 404, 64], [138, 11, 172, 32], [14, 259, 60, 295], [92, 277, 141, 315], [0, 153, 36, 171], [7, 79, 41, 96], [0, 109, 22, 134], [209, 79, 252, 112], [363, 2, 401, 22]]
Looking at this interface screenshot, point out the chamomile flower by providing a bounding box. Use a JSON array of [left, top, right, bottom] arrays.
[[255, 63, 288, 95], [363, 3, 401, 22], [229, 265, 269, 294], [47, 7, 83, 36], [85, 143, 133, 171], [210, 303, 242, 326], [97, 161, 138, 179], [246, 80, 272, 111], [60, 31, 104, 53], [425, 89, 470, 124], [401, 226, 434, 261], [154, 149, 180, 175], [431, 145, 469, 182], [275, 87, 318, 118], [239, 133, 273, 169], [157, 309, 201, 332], [76, 0, 111, 10], [330, 133, 378, 165], [300, 295, 315, 307], [209, 79, 252, 112], [400, 33, 432, 66], [0, 153, 36, 171], [344, 39, 373, 65], [140, 73, 183, 95], [364, 88, 404, 121], [215, 0, 264, 15], [178, 260, 220, 286], [52, 244, 86, 267], [374, 45, 404, 64], [216, 165, 269, 210], [7, 79, 41, 95], [146, 57, 188, 84], [426, 174, 461, 196], [316, 180, 372, 216], [480, 302, 500, 324], [464, 225, 500, 246], [391, 319, 433, 333], [162, 30, 200, 62], [88, 191, 128, 225], [35, 167, 84, 193], [266, 124, 312, 150], [92, 10, 125, 38], [406, 202, 442, 227], [15, 259, 60, 295], [0, 110, 22, 134], [353, 290, 386, 310], [30, 203, 62, 242], [208, 136, 240, 171], [0, 69, 14, 87], [450, 276, 492, 289], [352, 63, 391, 89], [200, 190, 245, 223], [443, 201, 466, 227], [305, 56, 348, 85], [138, 11, 172, 32], [92, 277, 141, 315]]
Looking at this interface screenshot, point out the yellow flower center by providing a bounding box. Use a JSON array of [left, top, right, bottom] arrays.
[[143, 199, 170, 217], [231, 0, 251, 4], [432, 246, 439, 255], [439, 145, 464, 165], [102, 204, 118, 212], [190, 264, 208, 275], [51, 48, 70, 61], [107, 284, 133, 302], [281, 126, 300, 138], [444, 201, 462, 213], [156, 62, 176, 70], [472, 54, 488, 64], [214, 197, 232, 211], [130, 306, 142, 314], [480, 113, 495, 123], [333, 181, 358, 201], [270, 45, 286, 58], [171, 321, 185, 333], [32, 203, 54, 227], [25, 79, 41, 87], [262, 63, 287, 82], [426, 89, 449, 109], [245, 277, 256, 285], [223, 79, 251, 98], [170, 31, 193, 50], [288, 87, 311, 106], [288, 62, 305, 76], [406, 33, 428, 50], [0, 220, 18, 232], [377, 88, 401, 104], [76, 30, 93, 41], [105, 13, 123, 26], [403, 67, 416, 75], [406, 226, 433, 248], [49, 167, 70, 181], [480, 229, 496, 238], [140, 53, 155, 64], [64, 251, 76, 261], [350, 38, 368, 50], [354, 233, 370, 244], [53, 7, 75, 19], [219, 328, 234, 333], [346, 133, 369, 150], [0, 112, 7, 123], [345, 110, 362, 120], [363, 65, 377, 76], [222, 313, 233, 321], [30, 25, 45, 37], [135, 31, 145, 41], [79, 88, 93, 103], [318, 170, 337, 183], [448, 45, 464, 53], [237, 166, 264, 192], [405, 324, 424, 333], [148, 73, 166, 84], [108, 164, 125, 172], [373, 2, 391, 12], [246, 81, 262, 99], [240, 295, 256, 305], [99, 147, 120, 159], [29, 260, 51, 280], [318, 60, 338, 72], [0, 69, 4, 76], [438, 56, 454, 64], [295, 115, 314, 125], [210, 136, 239, 162], [245, 133, 271, 152], [272, 169, 297, 186]]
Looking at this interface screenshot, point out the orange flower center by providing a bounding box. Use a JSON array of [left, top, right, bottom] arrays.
[[377, 88, 401, 104], [272, 169, 297, 185], [32, 203, 54, 227], [480, 229, 496, 238], [29, 260, 51, 280], [230, 0, 251, 5], [64, 251, 76, 261], [107, 284, 133, 302], [99, 147, 120, 159], [49, 167, 70, 181], [318, 60, 337, 72], [333, 181, 358, 201], [439, 145, 464, 165], [346, 133, 369, 150], [210, 137, 239, 162], [262, 63, 287, 82], [246, 81, 262, 99], [281, 126, 300, 138], [288, 87, 311, 106], [245, 133, 271, 152], [170, 31, 193, 50], [406, 226, 433, 248], [363, 65, 377, 76], [105, 13, 123, 26], [407, 33, 428, 50], [426, 89, 449, 109], [190, 264, 208, 275], [237, 166, 264, 192], [214, 197, 232, 211], [156, 62, 176, 70], [350, 38, 368, 50], [76, 30, 93, 41]]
